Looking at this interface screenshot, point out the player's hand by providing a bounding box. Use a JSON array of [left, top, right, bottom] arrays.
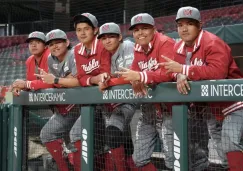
[[12, 87, 21, 96], [90, 73, 110, 85], [131, 81, 147, 96], [35, 69, 55, 84], [177, 74, 190, 95], [99, 72, 110, 83], [98, 81, 109, 92], [159, 55, 183, 74], [115, 67, 140, 81], [12, 79, 26, 89]]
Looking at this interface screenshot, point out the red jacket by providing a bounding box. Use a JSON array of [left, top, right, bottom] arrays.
[[174, 30, 243, 119], [25, 48, 54, 90], [131, 32, 175, 84], [74, 37, 111, 87]]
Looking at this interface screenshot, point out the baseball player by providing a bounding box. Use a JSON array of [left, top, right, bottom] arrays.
[[73, 13, 111, 87], [12, 31, 53, 94], [116, 13, 175, 171], [72, 13, 111, 171], [36, 29, 81, 171], [97, 22, 139, 171], [161, 6, 243, 171]]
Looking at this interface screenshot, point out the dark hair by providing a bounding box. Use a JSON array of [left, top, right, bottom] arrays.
[[67, 42, 72, 50], [28, 38, 46, 44], [177, 18, 201, 28], [100, 33, 123, 42], [46, 39, 72, 50], [74, 20, 95, 29]]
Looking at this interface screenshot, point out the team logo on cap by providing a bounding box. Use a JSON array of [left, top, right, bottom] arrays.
[[183, 9, 192, 16], [135, 16, 143, 23], [82, 13, 89, 17], [31, 32, 38, 37], [102, 25, 110, 32], [49, 32, 56, 39]]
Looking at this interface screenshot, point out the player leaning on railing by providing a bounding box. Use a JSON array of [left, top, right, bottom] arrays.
[[97, 22, 139, 171], [116, 13, 175, 171], [12, 31, 53, 94], [72, 13, 111, 171], [160, 6, 243, 171], [36, 29, 80, 171]]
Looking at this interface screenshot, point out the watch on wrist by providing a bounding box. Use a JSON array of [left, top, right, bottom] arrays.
[[54, 77, 59, 84]]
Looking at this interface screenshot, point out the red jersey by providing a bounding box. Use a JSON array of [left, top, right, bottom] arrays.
[[25, 48, 54, 90], [74, 37, 111, 86], [174, 30, 243, 119], [131, 32, 175, 84]]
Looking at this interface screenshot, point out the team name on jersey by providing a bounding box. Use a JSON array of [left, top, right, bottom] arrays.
[[138, 58, 158, 71], [191, 58, 204, 66], [81, 59, 100, 74]]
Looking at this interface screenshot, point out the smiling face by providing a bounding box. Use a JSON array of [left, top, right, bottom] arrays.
[[28, 39, 46, 56], [48, 39, 69, 61], [132, 24, 155, 47], [75, 22, 98, 49], [100, 34, 121, 54], [177, 18, 202, 46]]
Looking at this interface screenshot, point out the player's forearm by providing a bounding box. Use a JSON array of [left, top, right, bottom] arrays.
[[58, 77, 80, 87], [90, 75, 100, 85], [26, 80, 54, 90]]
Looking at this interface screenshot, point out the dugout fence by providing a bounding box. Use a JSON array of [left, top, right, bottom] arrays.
[[3, 79, 243, 171]]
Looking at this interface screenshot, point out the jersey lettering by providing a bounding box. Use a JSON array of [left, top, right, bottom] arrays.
[[81, 59, 100, 74], [138, 58, 158, 71], [191, 58, 204, 66]]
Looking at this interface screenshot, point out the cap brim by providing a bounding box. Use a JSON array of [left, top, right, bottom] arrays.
[[26, 37, 45, 43], [129, 23, 154, 30], [45, 38, 67, 45], [97, 33, 120, 39], [175, 17, 200, 22]]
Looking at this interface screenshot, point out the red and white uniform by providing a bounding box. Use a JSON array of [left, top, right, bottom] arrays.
[[131, 32, 175, 84], [25, 48, 53, 90], [173, 30, 243, 119], [74, 37, 111, 86], [132, 33, 176, 169]]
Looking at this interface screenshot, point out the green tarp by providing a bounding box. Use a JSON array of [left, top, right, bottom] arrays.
[[166, 23, 243, 44]]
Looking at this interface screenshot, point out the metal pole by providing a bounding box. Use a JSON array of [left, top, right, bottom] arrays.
[[81, 106, 94, 171], [172, 105, 188, 171]]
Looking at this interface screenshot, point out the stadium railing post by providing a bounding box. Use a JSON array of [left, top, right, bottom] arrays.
[[2, 104, 9, 171], [7, 105, 23, 171], [81, 106, 94, 171], [172, 105, 188, 171]]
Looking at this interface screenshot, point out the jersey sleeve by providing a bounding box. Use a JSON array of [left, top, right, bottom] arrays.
[[107, 77, 130, 87], [26, 80, 54, 90], [180, 39, 229, 80], [100, 49, 111, 74]]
